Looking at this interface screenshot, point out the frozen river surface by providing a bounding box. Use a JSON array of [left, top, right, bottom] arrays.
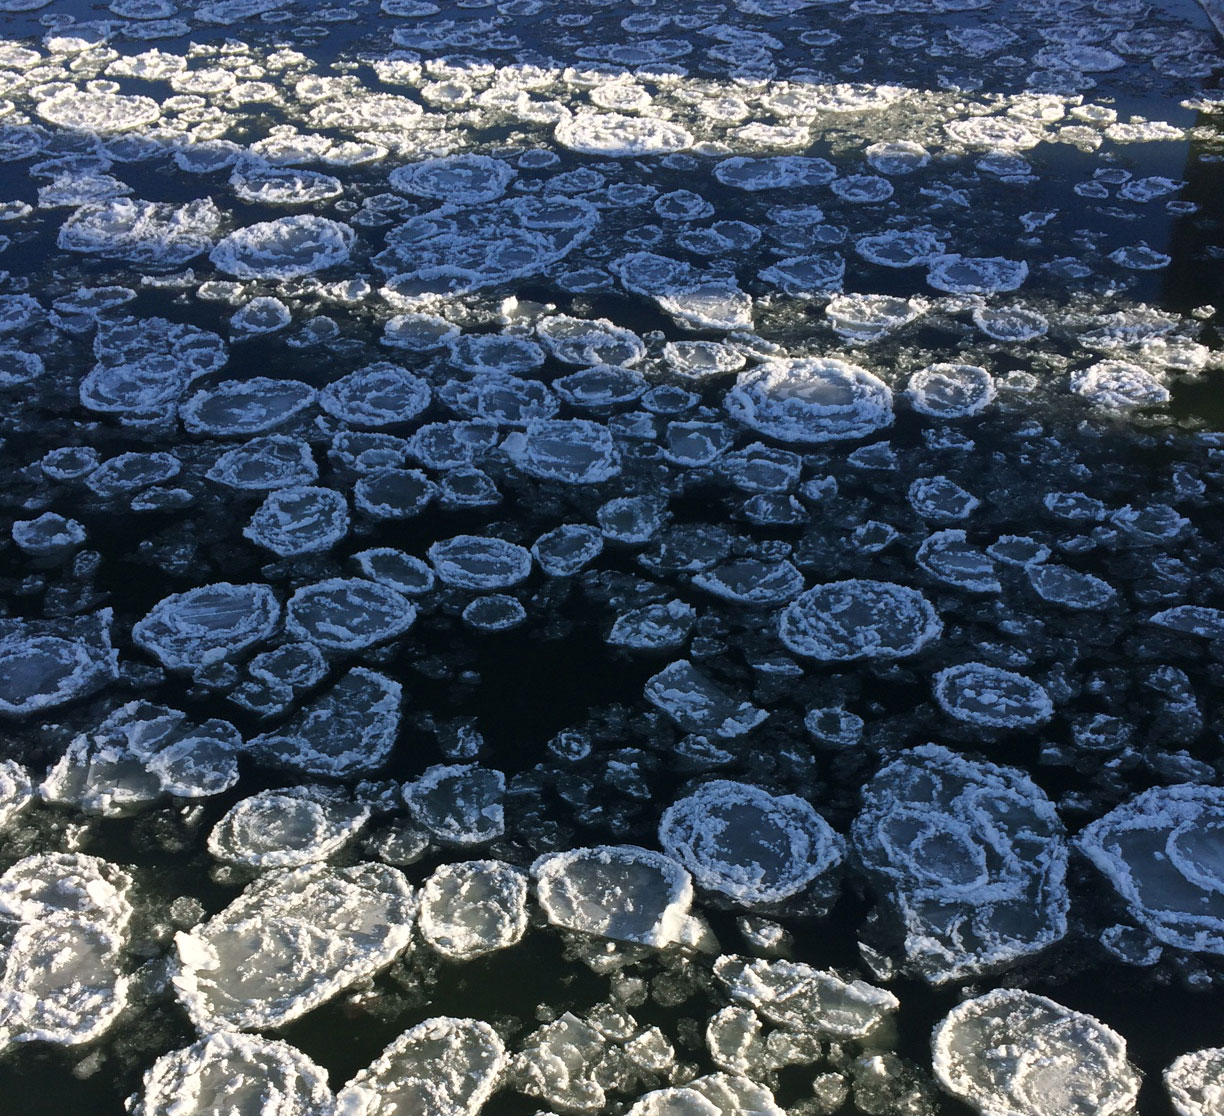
[[0, 0, 1222, 1113]]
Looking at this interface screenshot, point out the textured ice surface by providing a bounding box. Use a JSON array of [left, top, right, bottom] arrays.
[[211, 216, 354, 279], [906, 364, 996, 417], [504, 419, 621, 484], [418, 860, 528, 959], [1078, 785, 1224, 955], [1165, 1048, 1224, 1116], [286, 578, 415, 651], [338, 1016, 506, 1116], [59, 198, 221, 268], [934, 663, 1054, 728], [659, 781, 844, 906], [131, 1032, 336, 1116], [207, 436, 318, 490], [181, 378, 316, 437], [250, 668, 400, 777], [725, 359, 892, 443], [779, 580, 941, 661], [714, 955, 897, 1039], [134, 584, 279, 671], [556, 112, 692, 155], [1070, 360, 1170, 408], [208, 787, 371, 868], [319, 363, 431, 427], [245, 486, 349, 557], [172, 863, 416, 1032], [0, 612, 118, 716], [429, 535, 533, 590], [534, 846, 694, 947], [853, 744, 1068, 982], [932, 989, 1139, 1116], [645, 661, 767, 739], [405, 765, 505, 846]]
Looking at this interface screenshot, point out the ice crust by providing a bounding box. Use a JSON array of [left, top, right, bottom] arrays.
[[133, 584, 279, 671], [1165, 1048, 1224, 1116], [853, 744, 1069, 982], [418, 860, 529, 959]]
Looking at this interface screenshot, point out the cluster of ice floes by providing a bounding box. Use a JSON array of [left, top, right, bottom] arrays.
[[0, 0, 1223, 1111]]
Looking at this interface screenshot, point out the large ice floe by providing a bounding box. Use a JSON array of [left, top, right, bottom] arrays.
[[852, 745, 1069, 982], [172, 863, 416, 1031], [931, 989, 1140, 1116]]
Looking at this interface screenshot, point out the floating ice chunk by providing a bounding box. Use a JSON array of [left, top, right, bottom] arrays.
[[1070, 361, 1169, 409], [759, 253, 845, 297], [1028, 564, 1116, 610], [714, 156, 837, 190], [533, 523, 604, 575], [1149, 606, 1224, 640], [692, 559, 804, 606], [934, 663, 1053, 728], [853, 744, 1068, 982], [321, 363, 432, 427], [646, 660, 767, 738], [555, 365, 646, 410], [537, 314, 645, 366], [131, 1032, 336, 1116], [504, 419, 621, 484], [513, 1011, 610, 1111], [390, 154, 515, 203], [917, 530, 1001, 592], [230, 167, 343, 207], [86, 452, 180, 497], [206, 436, 318, 490], [856, 229, 947, 268], [349, 550, 434, 598], [181, 378, 316, 437], [830, 174, 893, 203], [714, 955, 897, 1038], [172, 863, 416, 1032], [826, 293, 925, 343], [906, 364, 996, 417], [1077, 784, 1224, 956], [457, 378, 557, 428], [448, 332, 545, 375], [211, 216, 354, 279], [286, 579, 415, 652], [0, 761, 32, 829], [865, 140, 930, 174], [932, 989, 1139, 1116], [134, 584, 279, 671], [779, 580, 941, 661], [418, 860, 528, 959], [972, 305, 1049, 341], [36, 89, 160, 133], [608, 601, 696, 650], [659, 781, 844, 906], [0, 853, 131, 931], [382, 313, 460, 352], [725, 358, 892, 444], [555, 112, 692, 155], [355, 469, 437, 519], [251, 668, 400, 777], [11, 512, 86, 558], [0, 918, 129, 1049], [339, 1017, 506, 1116], [1165, 1048, 1224, 1116], [231, 296, 291, 339], [462, 595, 526, 632], [944, 115, 1041, 149], [597, 496, 667, 545], [59, 198, 221, 268], [428, 535, 532, 590], [405, 765, 504, 847], [987, 535, 1050, 568], [43, 702, 241, 811], [244, 486, 349, 557], [908, 476, 980, 520], [210, 782, 368, 869], [1109, 244, 1171, 270], [662, 340, 746, 380], [534, 845, 694, 947], [927, 254, 1028, 294]]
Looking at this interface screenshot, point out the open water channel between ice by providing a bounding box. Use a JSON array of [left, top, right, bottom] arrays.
[[0, 0, 1223, 1113]]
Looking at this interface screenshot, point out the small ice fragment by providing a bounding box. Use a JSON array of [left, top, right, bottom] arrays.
[[933, 663, 1053, 728], [779, 580, 941, 661]]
